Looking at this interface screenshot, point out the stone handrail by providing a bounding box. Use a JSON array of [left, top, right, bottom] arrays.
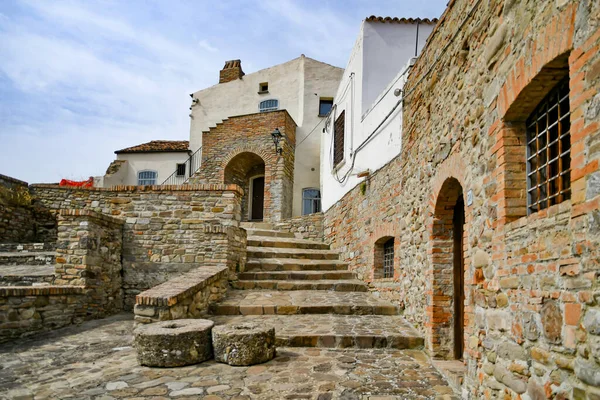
[[134, 264, 229, 324]]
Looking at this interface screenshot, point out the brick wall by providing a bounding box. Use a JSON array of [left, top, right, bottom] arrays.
[[191, 110, 296, 222], [31, 184, 246, 308], [325, 0, 600, 397]]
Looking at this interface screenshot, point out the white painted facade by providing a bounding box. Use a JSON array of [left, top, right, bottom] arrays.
[[320, 19, 435, 211], [103, 152, 190, 187], [190, 55, 343, 216]]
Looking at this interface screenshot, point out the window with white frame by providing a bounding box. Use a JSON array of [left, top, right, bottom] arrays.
[[302, 188, 321, 215], [138, 170, 157, 185], [259, 99, 278, 112]]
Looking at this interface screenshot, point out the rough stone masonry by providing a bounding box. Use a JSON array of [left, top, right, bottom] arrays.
[[325, 0, 600, 398]]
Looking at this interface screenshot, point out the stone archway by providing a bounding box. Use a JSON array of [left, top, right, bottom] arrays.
[[224, 152, 266, 221], [429, 177, 466, 359]]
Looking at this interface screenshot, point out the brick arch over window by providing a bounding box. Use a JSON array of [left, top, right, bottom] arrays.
[[428, 177, 466, 359], [370, 223, 400, 281], [493, 4, 577, 224]]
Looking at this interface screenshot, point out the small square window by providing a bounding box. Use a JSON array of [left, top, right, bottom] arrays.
[[319, 98, 333, 117], [259, 82, 269, 93], [176, 163, 186, 177]]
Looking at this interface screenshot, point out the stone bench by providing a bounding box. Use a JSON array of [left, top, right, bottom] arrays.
[[213, 323, 276, 366], [134, 264, 229, 324], [134, 319, 214, 367]]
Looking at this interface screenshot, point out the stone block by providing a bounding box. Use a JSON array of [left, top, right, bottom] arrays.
[[134, 319, 214, 367], [212, 323, 276, 366]]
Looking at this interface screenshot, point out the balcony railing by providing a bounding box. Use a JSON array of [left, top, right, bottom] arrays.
[[161, 146, 202, 186]]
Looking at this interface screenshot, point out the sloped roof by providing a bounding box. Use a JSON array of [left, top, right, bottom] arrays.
[[115, 140, 190, 154], [365, 16, 439, 24]]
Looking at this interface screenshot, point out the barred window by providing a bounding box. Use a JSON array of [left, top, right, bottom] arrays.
[[138, 170, 157, 185], [176, 163, 186, 177], [259, 99, 278, 112], [383, 239, 394, 279], [333, 110, 345, 167], [526, 76, 571, 214]]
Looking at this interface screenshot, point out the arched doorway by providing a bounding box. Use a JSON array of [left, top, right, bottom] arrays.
[[224, 152, 266, 221], [430, 177, 466, 359]]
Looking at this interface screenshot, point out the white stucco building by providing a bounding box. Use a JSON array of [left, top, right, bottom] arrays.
[[320, 17, 437, 211], [189, 55, 343, 216], [99, 141, 191, 187]]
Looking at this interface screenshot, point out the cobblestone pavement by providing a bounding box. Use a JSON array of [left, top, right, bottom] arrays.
[[0, 314, 458, 400]]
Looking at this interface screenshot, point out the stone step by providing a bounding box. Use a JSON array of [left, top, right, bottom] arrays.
[[239, 270, 356, 280], [0, 264, 56, 286], [241, 222, 274, 230], [433, 360, 466, 395], [231, 279, 368, 292], [0, 252, 56, 266], [247, 246, 339, 260], [247, 236, 330, 250], [0, 243, 56, 253], [211, 290, 398, 316], [245, 258, 349, 272], [246, 229, 295, 238], [211, 314, 424, 349]]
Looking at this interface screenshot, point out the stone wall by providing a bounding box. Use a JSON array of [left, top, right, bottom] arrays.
[[31, 184, 246, 308], [324, 0, 600, 397], [273, 212, 324, 241], [134, 264, 228, 324], [56, 210, 124, 315], [190, 110, 296, 222], [0, 174, 35, 243], [0, 286, 87, 343]]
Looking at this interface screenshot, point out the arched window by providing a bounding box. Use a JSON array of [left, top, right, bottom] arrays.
[[138, 170, 157, 185], [374, 236, 394, 279], [259, 99, 278, 112]]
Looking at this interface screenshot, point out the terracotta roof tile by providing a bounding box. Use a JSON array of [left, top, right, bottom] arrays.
[[115, 140, 190, 154], [365, 16, 439, 24]]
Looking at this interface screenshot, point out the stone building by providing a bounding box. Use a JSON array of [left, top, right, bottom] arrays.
[[323, 0, 600, 398]]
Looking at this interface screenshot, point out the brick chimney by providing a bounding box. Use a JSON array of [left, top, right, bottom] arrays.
[[219, 60, 245, 83]]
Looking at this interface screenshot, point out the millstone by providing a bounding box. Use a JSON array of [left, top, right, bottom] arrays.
[[134, 319, 214, 367], [212, 323, 276, 366]]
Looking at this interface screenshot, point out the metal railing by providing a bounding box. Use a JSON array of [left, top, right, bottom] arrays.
[[161, 146, 202, 186]]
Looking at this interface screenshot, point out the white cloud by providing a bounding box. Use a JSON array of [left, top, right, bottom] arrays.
[[198, 39, 218, 53]]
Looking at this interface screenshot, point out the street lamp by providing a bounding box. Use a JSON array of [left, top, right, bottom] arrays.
[[271, 128, 283, 156]]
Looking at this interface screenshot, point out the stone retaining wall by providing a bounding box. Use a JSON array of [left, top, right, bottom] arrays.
[[325, 0, 600, 397], [31, 184, 246, 308], [134, 264, 228, 324], [0, 286, 86, 343], [273, 213, 324, 241], [0, 174, 35, 243]]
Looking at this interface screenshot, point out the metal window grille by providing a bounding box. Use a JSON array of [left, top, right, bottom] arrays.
[[526, 76, 571, 214], [302, 188, 321, 215], [383, 239, 394, 278], [176, 163, 186, 177], [138, 170, 157, 186], [259, 99, 278, 112], [334, 111, 345, 167]]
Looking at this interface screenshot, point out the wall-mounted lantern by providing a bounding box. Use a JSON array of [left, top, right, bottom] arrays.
[[271, 128, 283, 156]]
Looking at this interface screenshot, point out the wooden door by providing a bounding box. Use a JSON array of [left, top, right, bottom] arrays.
[[453, 196, 465, 360], [251, 177, 264, 221]]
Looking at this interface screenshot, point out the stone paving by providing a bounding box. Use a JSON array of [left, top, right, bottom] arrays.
[[0, 314, 458, 400], [211, 315, 424, 349]]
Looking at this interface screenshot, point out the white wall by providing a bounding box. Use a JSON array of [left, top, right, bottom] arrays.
[[189, 55, 343, 217], [321, 20, 435, 212], [106, 152, 190, 186]]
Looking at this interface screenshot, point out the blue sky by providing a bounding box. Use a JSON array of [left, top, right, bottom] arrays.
[[0, 0, 447, 183]]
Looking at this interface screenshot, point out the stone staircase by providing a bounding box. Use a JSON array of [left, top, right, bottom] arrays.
[[0, 243, 56, 286], [211, 222, 424, 349]]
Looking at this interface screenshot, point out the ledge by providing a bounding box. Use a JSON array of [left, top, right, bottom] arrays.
[[0, 285, 86, 296], [58, 209, 125, 225], [136, 264, 228, 307], [30, 183, 244, 197]]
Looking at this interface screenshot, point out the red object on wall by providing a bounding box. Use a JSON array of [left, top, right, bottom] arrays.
[[59, 177, 94, 188]]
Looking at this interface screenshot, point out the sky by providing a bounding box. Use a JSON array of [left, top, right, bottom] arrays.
[[0, 0, 448, 183]]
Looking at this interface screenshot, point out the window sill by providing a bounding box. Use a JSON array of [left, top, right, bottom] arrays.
[[332, 158, 346, 173], [258, 90, 269, 94]]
